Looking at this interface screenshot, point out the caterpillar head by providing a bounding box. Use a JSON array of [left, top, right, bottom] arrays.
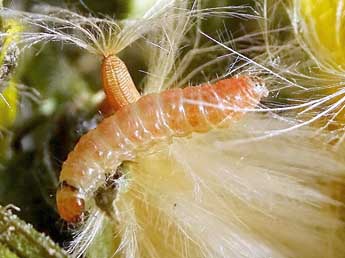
[[56, 182, 85, 223]]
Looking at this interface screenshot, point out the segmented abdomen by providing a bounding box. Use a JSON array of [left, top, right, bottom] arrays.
[[57, 76, 267, 222]]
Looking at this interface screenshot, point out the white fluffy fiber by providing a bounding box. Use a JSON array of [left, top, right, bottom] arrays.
[[73, 114, 345, 258], [2, 1, 345, 257]]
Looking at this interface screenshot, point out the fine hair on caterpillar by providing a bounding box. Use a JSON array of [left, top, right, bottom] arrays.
[[56, 76, 268, 223]]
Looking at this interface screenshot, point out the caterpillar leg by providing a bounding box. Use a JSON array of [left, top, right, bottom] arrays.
[[94, 163, 128, 218], [94, 183, 118, 218]]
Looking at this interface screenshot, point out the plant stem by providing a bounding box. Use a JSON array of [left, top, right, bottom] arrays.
[[0, 205, 69, 258]]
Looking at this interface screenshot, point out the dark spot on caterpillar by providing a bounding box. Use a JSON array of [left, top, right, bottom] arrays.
[[94, 165, 124, 217], [56, 182, 85, 223], [58, 181, 80, 192]]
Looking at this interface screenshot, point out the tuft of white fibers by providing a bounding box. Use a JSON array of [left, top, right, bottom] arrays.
[[0, 1, 182, 56], [143, 2, 261, 94], [69, 113, 345, 258], [228, 0, 345, 146], [0, 1, 256, 58]]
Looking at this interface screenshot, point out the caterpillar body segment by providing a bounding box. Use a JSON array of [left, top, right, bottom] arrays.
[[57, 76, 267, 223], [101, 55, 141, 111]]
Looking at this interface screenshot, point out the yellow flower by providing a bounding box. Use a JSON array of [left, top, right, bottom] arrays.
[[299, 0, 345, 70], [0, 80, 17, 128], [0, 19, 22, 129]]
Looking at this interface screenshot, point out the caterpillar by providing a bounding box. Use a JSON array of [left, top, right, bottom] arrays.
[[56, 76, 267, 223]]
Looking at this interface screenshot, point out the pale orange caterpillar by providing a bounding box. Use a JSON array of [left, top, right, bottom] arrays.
[[56, 76, 267, 223]]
